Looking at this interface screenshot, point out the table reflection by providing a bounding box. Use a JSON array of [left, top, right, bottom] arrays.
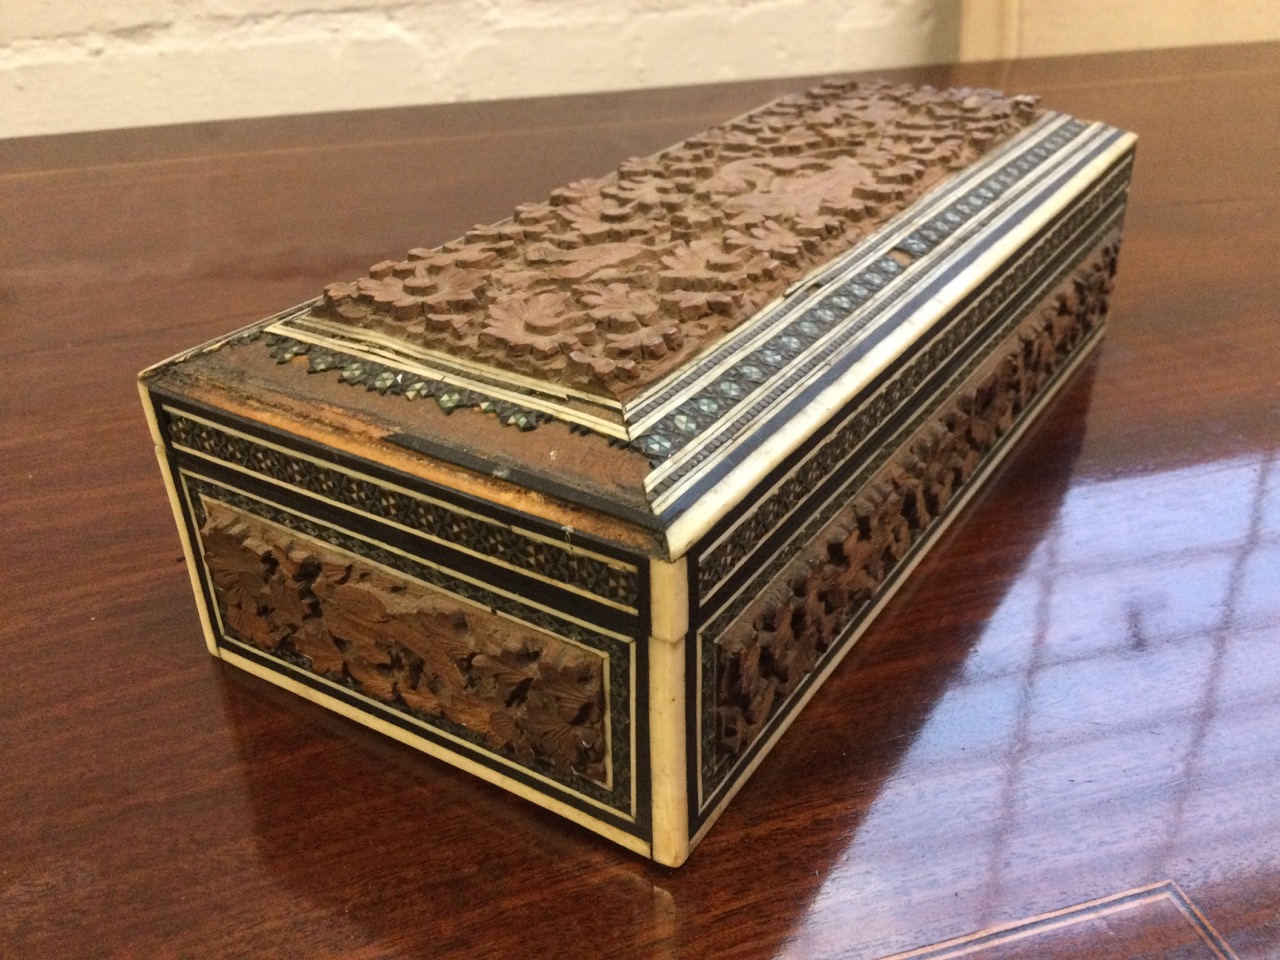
[[782, 450, 1279, 958]]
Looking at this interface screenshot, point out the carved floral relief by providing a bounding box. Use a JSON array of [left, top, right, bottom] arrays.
[[199, 502, 609, 783], [313, 81, 1042, 399], [710, 239, 1120, 776]]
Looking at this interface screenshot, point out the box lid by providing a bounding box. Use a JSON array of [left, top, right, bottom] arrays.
[[142, 79, 1135, 558]]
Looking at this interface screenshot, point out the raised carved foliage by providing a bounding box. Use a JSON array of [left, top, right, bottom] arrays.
[[711, 239, 1119, 773], [313, 81, 1042, 399], [200, 503, 608, 783]]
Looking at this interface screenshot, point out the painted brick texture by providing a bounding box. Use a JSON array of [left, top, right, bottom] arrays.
[[0, 0, 950, 136]]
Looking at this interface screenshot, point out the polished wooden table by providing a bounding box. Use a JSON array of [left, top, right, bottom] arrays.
[[3, 42, 1278, 960]]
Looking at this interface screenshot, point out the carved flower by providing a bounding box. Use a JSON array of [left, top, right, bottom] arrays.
[[488, 291, 573, 334], [423, 312, 472, 346], [658, 239, 742, 291], [723, 219, 809, 265], [842, 95, 904, 129], [480, 292, 595, 361], [548, 176, 611, 207], [564, 350, 637, 390], [368, 259, 417, 279], [604, 323, 684, 362], [578, 282, 659, 332], [716, 128, 769, 155], [556, 196, 650, 243], [513, 201, 557, 227], [875, 159, 926, 186], [791, 213, 843, 239], [604, 175, 680, 212], [420, 243, 500, 272], [321, 281, 368, 320], [661, 289, 740, 323], [525, 241, 649, 282], [202, 526, 268, 615], [423, 265, 489, 310], [805, 104, 854, 127], [658, 238, 780, 295], [769, 127, 824, 155], [349, 276, 423, 319], [898, 86, 941, 112]]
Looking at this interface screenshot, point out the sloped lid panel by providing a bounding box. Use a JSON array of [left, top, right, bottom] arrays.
[[144, 81, 1133, 551]]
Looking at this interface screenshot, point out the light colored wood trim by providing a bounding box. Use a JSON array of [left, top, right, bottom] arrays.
[[648, 558, 690, 866], [163, 406, 637, 573], [959, 0, 1022, 62], [648, 557, 689, 645], [138, 379, 220, 657], [182, 469, 635, 645], [219, 647, 652, 856], [662, 127, 1133, 558]]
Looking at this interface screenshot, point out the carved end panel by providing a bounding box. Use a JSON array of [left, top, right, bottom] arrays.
[[708, 236, 1121, 786], [198, 502, 608, 785]]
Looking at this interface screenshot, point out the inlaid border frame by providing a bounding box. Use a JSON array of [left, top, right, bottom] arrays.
[[679, 125, 1137, 848], [685, 306, 1111, 850], [138, 382, 657, 856]]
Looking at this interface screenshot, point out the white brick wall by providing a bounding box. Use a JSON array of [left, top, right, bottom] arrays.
[[0, 0, 953, 138]]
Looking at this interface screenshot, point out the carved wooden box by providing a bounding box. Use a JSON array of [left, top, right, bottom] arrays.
[[139, 81, 1135, 866]]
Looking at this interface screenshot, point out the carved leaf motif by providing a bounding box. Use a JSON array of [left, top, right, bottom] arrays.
[[533, 649, 604, 723], [424, 265, 488, 309], [605, 175, 677, 211], [480, 292, 600, 366], [578, 282, 659, 331], [308, 80, 1042, 399], [265, 574, 309, 634], [723, 220, 809, 265], [202, 524, 269, 613], [196, 501, 614, 782], [526, 241, 649, 281], [661, 289, 739, 323], [659, 239, 738, 290], [346, 658, 397, 701], [721, 157, 878, 220], [470, 650, 537, 704], [712, 240, 1121, 774], [548, 176, 612, 207], [604, 324, 683, 361], [291, 619, 345, 676], [556, 196, 649, 243]]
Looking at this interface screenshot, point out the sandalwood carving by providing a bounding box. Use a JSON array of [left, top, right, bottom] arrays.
[[712, 239, 1120, 770], [199, 503, 608, 783], [314, 81, 1042, 399]]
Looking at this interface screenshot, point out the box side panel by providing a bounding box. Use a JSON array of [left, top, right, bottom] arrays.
[[141, 397, 654, 853], [685, 149, 1133, 842]]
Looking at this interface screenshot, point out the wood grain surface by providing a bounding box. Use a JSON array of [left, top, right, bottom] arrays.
[[2, 42, 1278, 960]]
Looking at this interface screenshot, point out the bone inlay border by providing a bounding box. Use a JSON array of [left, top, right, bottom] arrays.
[[165, 408, 643, 612], [695, 156, 1133, 609], [643, 122, 1124, 519], [179, 472, 640, 820]]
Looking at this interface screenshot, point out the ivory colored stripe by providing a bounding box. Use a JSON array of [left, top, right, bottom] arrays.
[[648, 558, 691, 866], [662, 133, 1134, 557], [138, 382, 219, 657], [164, 406, 637, 574], [219, 647, 649, 847]]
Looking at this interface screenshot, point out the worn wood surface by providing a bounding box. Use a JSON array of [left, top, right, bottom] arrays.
[[2, 42, 1278, 959]]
